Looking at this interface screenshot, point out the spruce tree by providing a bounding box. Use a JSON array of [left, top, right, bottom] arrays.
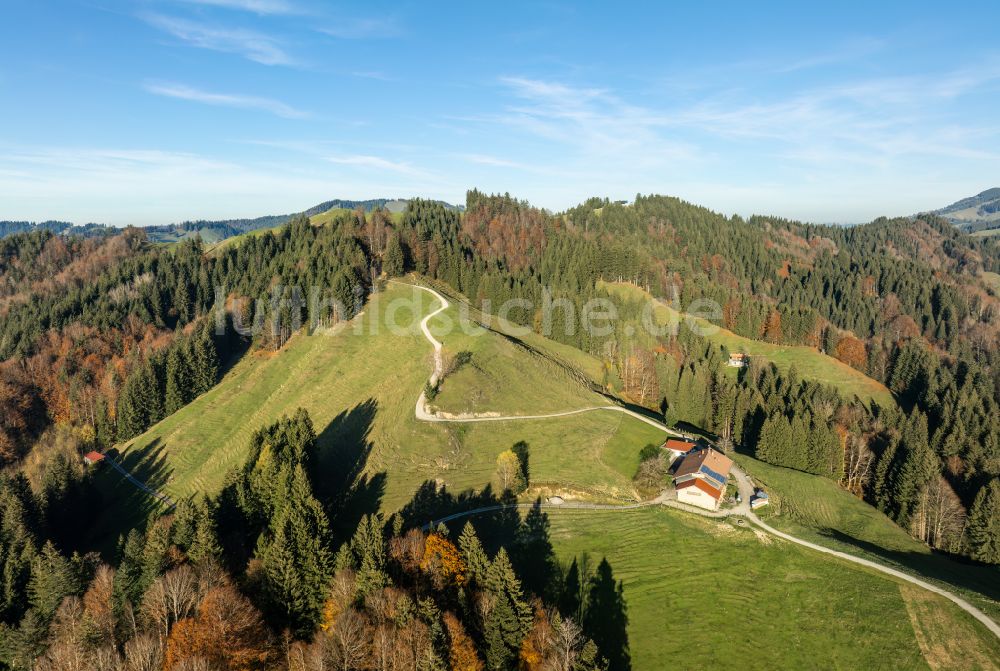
[[191, 326, 220, 394], [189, 497, 223, 564], [27, 542, 80, 622], [483, 548, 531, 670], [967, 479, 1000, 564], [255, 464, 332, 636], [164, 344, 188, 415], [458, 522, 488, 584], [383, 232, 405, 277]]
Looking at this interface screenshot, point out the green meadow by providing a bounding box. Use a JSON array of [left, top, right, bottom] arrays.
[[545, 506, 1000, 670]]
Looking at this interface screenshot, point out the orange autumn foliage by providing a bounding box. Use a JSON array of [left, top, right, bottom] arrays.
[[834, 336, 868, 370], [163, 585, 272, 671], [420, 534, 467, 589], [444, 612, 484, 671], [763, 309, 782, 344]]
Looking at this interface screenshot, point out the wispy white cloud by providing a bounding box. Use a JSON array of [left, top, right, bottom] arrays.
[[493, 76, 698, 164], [325, 154, 424, 176], [145, 81, 308, 118], [491, 60, 1000, 168], [774, 37, 886, 73], [318, 16, 402, 39], [176, 0, 300, 15], [350, 70, 393, 81], [144, 13, 294, 65]]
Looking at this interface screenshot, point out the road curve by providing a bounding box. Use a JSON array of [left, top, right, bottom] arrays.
[[393, 279, 685, 435], [397, 278, 1000, 642]]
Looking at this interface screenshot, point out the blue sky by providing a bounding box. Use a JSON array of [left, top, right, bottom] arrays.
[[1, 0, 999, 225]]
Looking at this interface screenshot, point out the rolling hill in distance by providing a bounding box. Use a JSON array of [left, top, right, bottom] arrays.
[[932, 187, 1000, 234]]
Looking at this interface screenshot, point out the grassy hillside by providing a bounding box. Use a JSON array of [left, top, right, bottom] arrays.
[[204, 223, 284, 254], [425, 283, 609, 416], [204, 205, 368, 255], [545, 507, 1000, 670], [734, 452, 1000, 624], [90, 279, 664, 549], [601, 281, 895, 406]]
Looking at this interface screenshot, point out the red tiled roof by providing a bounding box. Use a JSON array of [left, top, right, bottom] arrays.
[[83, 451, 104, 462], [674, 448, 733, 480], [676, 478, 723, 499], [663, 439, 696, 453]]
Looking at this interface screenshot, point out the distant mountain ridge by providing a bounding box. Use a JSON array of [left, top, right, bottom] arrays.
[[933, 188, 1000, 232], [0, 197, 463, 244]]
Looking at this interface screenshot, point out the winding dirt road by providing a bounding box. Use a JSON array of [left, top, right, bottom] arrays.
[[397, 279, 686, 434], [400, 279, 1000, 641]]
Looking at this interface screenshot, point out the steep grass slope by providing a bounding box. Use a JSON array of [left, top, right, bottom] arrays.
[[90, 279, 664, 549]]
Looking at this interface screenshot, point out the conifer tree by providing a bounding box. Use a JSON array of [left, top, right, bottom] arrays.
[[189, 497, 223, 564], [113, 529, 146, 608], [383, 231, 405, 277], [191, 326, 220, 394], [27, 542, 80, 622], [483, 548, 531, 670], [164, 344, 189, 415], [967, 479, 1000, 564], [458, 522, 488, 584], [255, 463, 332, 636]]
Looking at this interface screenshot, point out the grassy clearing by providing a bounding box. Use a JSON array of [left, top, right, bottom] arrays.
[[90, 279, 665, 551], [545, 506, 974, 670], [734, 452, 1000, 624], [899, 584, 1000, 671], [600, 281, 895, 407], [204, 206, 358, 255], [426, 288, 609, 416], [308, 207, 352, 226], [205, 224, 284, 255], [970, 228, 1000, 238]]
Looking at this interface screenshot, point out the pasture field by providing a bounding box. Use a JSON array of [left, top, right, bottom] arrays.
[[734, 452, 1000, 625], [545, 506, 1000, 670]]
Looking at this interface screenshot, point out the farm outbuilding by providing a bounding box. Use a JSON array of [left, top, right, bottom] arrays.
[[83, 451, 105, 466], [727, 352, 748, 367], [751, 489, 770, 510], [662, 438, 697, 461]]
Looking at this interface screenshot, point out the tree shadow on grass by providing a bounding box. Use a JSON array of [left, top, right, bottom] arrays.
[[399, 481, 522, 551], [820, 528, 1000, 611], [313, 399, 387, 544], [582, 557, 631, 671], [82, 437, 174, 560]]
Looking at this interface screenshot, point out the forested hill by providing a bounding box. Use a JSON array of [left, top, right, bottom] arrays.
[[0, 197, 462, 245], [392, 192, 1000, 563]]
